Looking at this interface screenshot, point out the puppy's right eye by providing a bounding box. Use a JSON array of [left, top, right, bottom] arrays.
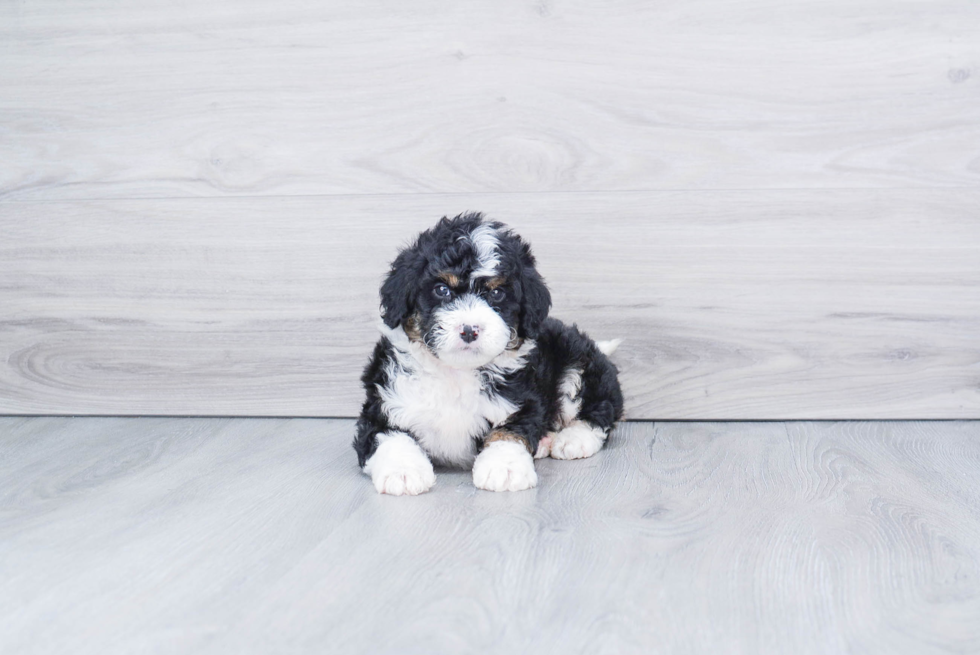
[[433, 283, 452, 299]]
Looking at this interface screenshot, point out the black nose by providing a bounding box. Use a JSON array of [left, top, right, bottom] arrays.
[[460, 325, 479, 343]]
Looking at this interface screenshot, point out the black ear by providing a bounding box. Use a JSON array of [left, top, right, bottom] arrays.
[[518, 253, 551, 339], [380, 249, 423, 328]]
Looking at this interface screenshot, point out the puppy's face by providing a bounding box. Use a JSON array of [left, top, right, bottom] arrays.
[[380, 214, 551, 369]]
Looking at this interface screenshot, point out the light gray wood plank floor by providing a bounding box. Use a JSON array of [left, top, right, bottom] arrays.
[[2, 417, 978, 654]]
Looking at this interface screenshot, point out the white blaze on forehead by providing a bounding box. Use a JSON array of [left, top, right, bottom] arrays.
[[468, 223, 500, 279]]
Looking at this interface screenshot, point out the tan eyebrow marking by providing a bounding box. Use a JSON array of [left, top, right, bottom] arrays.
[[485, 276, 507, 290], [437, 272, 460, 287]]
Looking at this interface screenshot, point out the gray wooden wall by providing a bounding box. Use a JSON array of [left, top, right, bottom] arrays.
[[2, 0, 978, 418]]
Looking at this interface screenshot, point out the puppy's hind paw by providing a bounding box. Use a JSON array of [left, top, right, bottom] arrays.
[[364, 432, 436, 496], [550, 421, 607, 460], [473, 441, 537, 492], [534, 434, 553, 459]]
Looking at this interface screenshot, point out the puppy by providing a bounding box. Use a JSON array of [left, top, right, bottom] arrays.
[[354, 212, 624, 495]]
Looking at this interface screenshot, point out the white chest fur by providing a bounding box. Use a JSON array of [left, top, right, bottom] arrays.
[[376, 324, 526, 467]]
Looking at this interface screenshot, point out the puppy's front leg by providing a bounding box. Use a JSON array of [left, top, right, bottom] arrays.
[[473, 430, 538, 492], [364, 432, 436, 496]]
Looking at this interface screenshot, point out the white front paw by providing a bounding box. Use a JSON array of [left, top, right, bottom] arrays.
[[472, 441, 537, 492], [364, 432, 436, 496], [373, 466, 435, 496], [550, 421, 607, 460]]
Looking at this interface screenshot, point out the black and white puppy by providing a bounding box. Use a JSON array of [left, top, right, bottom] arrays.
[[354, 213, 624, 495]]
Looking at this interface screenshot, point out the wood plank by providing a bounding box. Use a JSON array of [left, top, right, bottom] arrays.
[[2, 0, 978, 200], [2, 190, 978, 418], [2, 418, 979, 653], [0, 417, 367, 654]]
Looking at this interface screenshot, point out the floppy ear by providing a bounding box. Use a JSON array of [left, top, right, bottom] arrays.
[[518, 255, 552, 339], [380, 249, 423, 328]]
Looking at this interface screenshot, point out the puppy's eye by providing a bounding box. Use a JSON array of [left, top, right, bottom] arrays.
[[433, 283, 452, 299], [488, 288, 505, 303]]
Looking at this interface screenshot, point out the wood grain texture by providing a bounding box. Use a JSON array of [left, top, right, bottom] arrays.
[[1, 0, 978, 200], [1, 417, 979, 654], [3, 190, 979, 418]]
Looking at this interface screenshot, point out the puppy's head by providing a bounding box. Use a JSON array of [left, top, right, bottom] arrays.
[[380, 213, 551, 369]]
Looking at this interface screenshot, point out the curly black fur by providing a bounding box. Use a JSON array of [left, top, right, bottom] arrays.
[[353, 212, 624, 468]]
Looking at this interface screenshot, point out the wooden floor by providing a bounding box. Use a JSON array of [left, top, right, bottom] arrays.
[[2, 417, 978, 654], [4, 2, 979, 647]]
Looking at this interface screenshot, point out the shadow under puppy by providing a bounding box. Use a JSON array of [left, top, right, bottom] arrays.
[[354, 212, 624, 494]]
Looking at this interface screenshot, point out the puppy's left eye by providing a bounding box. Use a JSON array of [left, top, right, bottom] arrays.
[[488, 288, 505, 303]]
